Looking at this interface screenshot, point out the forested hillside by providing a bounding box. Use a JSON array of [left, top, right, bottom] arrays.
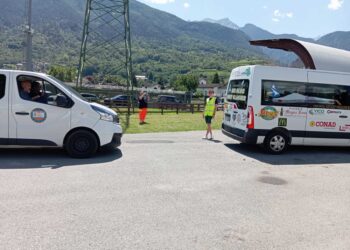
[[0, 0, 265, 84]]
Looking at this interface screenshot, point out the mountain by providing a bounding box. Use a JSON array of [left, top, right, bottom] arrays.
[[317, 31, 350, 51], [238, 23, 350, 65], [203, 18, 239, 30], [240, 24, 317, 66], [241, 23, 314, 42], [0, 0, 265, 84]]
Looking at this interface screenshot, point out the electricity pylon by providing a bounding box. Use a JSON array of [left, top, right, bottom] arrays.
[[24, 0, 33, 71], [77, 0, 133, 89]]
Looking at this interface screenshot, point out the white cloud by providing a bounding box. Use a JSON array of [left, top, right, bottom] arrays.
[[145, 0, 175, 4], [263, 6, 268, 9], [184, 2, 190, 8], [272, 9, 294, 22], [328, 0, 344, 10]]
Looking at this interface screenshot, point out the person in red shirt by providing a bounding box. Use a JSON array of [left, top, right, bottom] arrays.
[[138, 90, 149, 125]]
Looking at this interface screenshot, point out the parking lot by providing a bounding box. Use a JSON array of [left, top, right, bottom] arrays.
[[1, 131, 350, 249]]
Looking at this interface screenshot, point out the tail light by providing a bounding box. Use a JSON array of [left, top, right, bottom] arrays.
[[247, 105, 254, 129]]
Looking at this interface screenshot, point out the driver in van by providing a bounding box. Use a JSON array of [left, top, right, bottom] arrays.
[[31, 81, 48, 104], [19, 80, 32, 100]]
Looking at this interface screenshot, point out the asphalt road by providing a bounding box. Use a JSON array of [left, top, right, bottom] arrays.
[[1, 131, 350, 250]]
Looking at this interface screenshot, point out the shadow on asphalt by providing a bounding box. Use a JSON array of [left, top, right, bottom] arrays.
[[0, 147, 122, 169], [225, 143, 350, 165]]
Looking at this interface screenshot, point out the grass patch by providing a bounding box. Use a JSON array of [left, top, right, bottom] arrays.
[[119, 111, 224, 134]]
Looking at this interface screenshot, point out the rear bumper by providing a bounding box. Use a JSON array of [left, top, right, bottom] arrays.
[[222, 123, 258, 144]]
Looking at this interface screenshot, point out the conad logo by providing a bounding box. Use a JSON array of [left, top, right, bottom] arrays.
[[309, 121, 336, 128]]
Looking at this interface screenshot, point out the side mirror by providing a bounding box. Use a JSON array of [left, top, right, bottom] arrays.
[[56, 95, 70, 108]]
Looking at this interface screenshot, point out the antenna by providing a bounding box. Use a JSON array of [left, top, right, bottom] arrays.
[[24, 0, 33, 71]]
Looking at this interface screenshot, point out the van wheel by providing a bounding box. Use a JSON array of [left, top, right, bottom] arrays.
[[264, 132, 289, 154], [65, 130, 98, 158]]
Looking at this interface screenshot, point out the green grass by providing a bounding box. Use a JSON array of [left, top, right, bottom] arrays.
[[119, 111, 224, 134]]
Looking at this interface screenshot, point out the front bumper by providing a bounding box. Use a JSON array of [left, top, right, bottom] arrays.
[[106, 133, 122, 148]]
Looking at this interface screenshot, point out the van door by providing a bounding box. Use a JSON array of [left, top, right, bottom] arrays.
[[224, 79, 250, 133], [0, 73, 9, 144], [11, 74, 72, 146], [305, 72, 350, 146]]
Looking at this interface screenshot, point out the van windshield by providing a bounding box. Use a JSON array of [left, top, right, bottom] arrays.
[[47, 76, 87, 102], [226, 79, 249, 109]]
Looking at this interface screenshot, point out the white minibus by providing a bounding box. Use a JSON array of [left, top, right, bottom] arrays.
[[222, 65, 350, 154], [0, 69, 122, 158]]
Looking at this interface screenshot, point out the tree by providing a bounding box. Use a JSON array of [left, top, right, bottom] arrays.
[[147, 72, 154, 82], [49, 65, 76, 82], [174, 74, 199, 92], [132, 74, 138, 86], [212, 72, 220, 84]]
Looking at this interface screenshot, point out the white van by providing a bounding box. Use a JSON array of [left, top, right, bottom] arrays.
[[0, 69, 122, 158], [222, 65, 350, 154]]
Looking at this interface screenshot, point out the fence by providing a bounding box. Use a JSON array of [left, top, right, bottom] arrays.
[[74, 86, 223, 114], [103, 100, 207, 114]]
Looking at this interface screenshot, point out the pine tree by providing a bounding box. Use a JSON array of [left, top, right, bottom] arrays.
[[212, 72, 220, 84]]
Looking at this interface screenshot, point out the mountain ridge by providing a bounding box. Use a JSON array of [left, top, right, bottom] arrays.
[[0, 0, 348, 84]]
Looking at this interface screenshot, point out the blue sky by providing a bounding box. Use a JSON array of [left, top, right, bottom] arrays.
[[138, 0, 349, 38]]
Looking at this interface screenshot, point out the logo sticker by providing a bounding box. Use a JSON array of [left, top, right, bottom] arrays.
[[327, 110, 342, 114], [309, 109, 325, 115], [278, 118, 287, 127], [242, 68, 251, 77], [31, 108, 47, 123], [282, 107, 307, 118], [237, 114, 242, 124], [309, 121, 336, 128], [339, 125, 350, 131], [260, 106, 278, 120]]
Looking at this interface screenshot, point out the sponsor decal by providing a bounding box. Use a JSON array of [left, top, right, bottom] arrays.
[[31, 108, 47, 123], [241, 113, 248, 125], [339, 125, 350, 132], [327, 110, 342, 114], [232, 113, 237, 121], [234, 67, 251, 77], [282, 107, 307, 117], [308, 109, 342, 115], [278, 118, 287, 127], [309, 121, 336, 128], [260, 106, 278, 120], [237, 114, 242, 124], [242, 68, 251, 77], [309, 109, 325, 115]]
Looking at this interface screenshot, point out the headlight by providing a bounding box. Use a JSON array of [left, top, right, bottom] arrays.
[[91, 105, 118, 123]]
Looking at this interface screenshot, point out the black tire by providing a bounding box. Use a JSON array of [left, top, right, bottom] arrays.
[[65, 130, 99, 158], [264, 132, 289, 154]]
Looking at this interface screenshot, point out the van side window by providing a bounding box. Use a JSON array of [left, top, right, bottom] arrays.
[[307, 83, 350, 110], [17, 76, 73, 108], [262, 80, 307, 106], [0, 75, 5, 99]]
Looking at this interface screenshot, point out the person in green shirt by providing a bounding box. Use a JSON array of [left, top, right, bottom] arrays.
[[203, 89, 218, 140]]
